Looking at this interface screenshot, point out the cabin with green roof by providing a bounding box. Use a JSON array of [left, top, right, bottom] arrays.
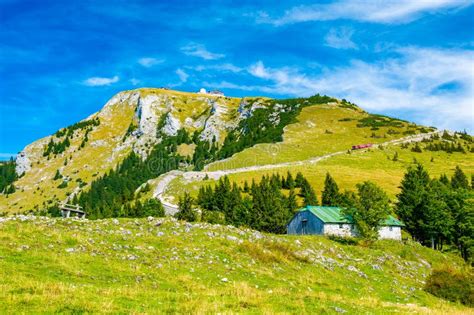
[[287, 206, 404, 240]]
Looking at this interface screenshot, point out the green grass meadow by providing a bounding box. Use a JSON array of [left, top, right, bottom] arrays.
[[0, 216, 471, 314]]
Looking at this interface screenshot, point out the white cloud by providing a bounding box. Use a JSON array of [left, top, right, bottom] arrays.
[[83, 75, 119, 86], [325, 27, 357, 49], [249, 61, 268, 78], [202, 81, 258, 91], [176, 68, 189, 83], [138, 57, 164, 67], [129, 78, 141, 86], [243, 48, 474, 132], [180, 42, 224, 60], [190, 63, 242, 73], [259, 0, 472, 25], [249, 61, 309, 92]]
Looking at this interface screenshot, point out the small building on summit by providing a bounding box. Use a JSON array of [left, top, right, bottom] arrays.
[[287, 206, 404, 240], [198, 88, 225, 97], [209, 90, 224, 97]]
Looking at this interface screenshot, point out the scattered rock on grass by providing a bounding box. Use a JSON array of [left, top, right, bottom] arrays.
[[372, 264, 383, 271], [18, 245, 29, 251], [226, 235, 238, 242]]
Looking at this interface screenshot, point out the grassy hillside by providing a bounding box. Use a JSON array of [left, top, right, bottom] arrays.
[[0, 216, 470, 314], [160, 105, 472, 203], [206, 103, 429, 171], [168, 143, 473, 201]]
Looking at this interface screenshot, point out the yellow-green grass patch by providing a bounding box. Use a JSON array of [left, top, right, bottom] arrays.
[[207, 104, 422, 171]]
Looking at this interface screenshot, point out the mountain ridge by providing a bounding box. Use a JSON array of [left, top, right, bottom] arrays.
[[1, 88, 337, 213], [2, 87, 472, 216]]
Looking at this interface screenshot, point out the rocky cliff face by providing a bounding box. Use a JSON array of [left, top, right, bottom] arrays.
[[15, 152, 31, 176]]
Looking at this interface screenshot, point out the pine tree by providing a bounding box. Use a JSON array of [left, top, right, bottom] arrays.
[[411, 143, 422, 153], [338, 190, 357, 208], [64, 137, 70, 149], [454, 196, 474, 262], [451, 166, 469, 190], [142, 198, 165, 217], [226, 182, 243, 224], [176, 192, 197, 222], [392, 151, 399, 161], [6, 184, 15, 194], [53, 170, 62, 180], [0, 158, 18, 193], [322, 173, 340, 206], [396, 163, 430, 241], [46, 204, 59, 217], [213, 176, 233, 217], [243, 181, 250, 193], [439, 174, 450, 186], [295, 172, 305, 188], [234, 197, 253, 227], [57, 181, 68, 189], [250, 175, 290, 233], [197, 186, 210, 210], [124, 204, 132, 217], [442, 130, 452, 140], [286, 187, 299, 213], [284, 171, 295, 189], [270, 174, 282, 189], [102, 204, 113, 218], [420, 180, 454, 249], [301, 179, 318, 206]]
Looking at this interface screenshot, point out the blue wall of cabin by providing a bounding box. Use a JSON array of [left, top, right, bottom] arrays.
[[287, 210, 324, 235]]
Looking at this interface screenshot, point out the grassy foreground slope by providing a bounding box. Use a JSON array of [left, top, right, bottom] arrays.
[[0, 216, 470, 314]]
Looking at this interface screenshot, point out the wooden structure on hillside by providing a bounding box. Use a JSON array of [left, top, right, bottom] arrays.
[[352, 143, 373, 150], [59, 203, 86, 218]]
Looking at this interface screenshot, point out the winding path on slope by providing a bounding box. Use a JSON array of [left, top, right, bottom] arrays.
[[154, 131, 442, 215]]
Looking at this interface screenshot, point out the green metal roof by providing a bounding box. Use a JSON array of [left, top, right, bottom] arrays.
[[303, 206, 351, 223], [300, 206, 404, 226], [383, 215, 405, 227]]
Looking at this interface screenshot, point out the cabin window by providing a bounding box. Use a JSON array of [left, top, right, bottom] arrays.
[[389, 226, 393, 231], [339, 224, 343, 229]]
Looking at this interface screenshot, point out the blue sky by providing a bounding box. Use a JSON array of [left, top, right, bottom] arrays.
[[1, 0, 473, 159]]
